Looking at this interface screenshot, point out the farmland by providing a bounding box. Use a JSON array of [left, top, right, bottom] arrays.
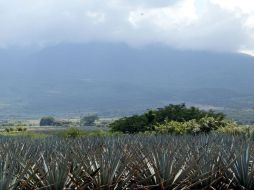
[[0, 134, 253, 189], [0, 106, 253, 189]]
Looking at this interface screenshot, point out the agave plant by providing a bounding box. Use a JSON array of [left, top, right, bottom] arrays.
[[0, 154, 18, 190], [70, 137, 133, 189], [0, 134, 252, 189], [230, 144, 254, 189]]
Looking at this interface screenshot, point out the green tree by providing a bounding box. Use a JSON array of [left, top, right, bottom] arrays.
[[40, 116, 56, 126], [80, 114, 99, 126], [109, 104, 225, 133]]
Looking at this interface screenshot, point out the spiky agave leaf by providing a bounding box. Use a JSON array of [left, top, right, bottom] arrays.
[[41, 154, 71, 190], [231, 143, 254, 189], [0, 154, 18, 190]]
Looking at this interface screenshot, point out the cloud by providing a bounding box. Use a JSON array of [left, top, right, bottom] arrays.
[[0, 0, 253, 53]]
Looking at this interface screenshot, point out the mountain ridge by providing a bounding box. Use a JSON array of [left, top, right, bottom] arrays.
[[0, 43, 253, 119]]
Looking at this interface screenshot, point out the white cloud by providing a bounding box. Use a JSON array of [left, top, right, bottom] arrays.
[[239, 49, 254, 56], [129, 0, 198, 29], [0, 0, 253, 53], [211, 0, 254, 14]]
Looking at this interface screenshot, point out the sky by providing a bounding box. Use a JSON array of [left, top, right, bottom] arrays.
[[0, 0, 254, 55]]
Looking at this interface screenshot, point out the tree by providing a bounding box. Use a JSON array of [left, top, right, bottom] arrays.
[[80, 114, 99, 126], [40, 116, 56, 126], [109, 115, 152, 133], [109, 104, 225, 133]]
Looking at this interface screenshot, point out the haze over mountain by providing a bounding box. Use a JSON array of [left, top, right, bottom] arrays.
[[1, 0, 254, 121], [0, 43, 254, 119]]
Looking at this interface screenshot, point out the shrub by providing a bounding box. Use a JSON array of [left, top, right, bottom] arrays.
[[154, 120, 199, 134], [154, 121, 185, 134], [198, 117, 226, 132], [216, 123, 251, 136], [5, 127, 27, 133], [80, 114, 99, 126], [154, 117, 233, 134], [96, 120, 110, 128], [40, 116, 56, 126], [16, 127, 27, 132], [58, 127, 82, 138]]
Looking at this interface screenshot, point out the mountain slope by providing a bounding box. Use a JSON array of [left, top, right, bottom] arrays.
[[0, 43, 254, 118]]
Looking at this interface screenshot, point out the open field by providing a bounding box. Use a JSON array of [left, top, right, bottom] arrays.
[[0, 117, 114, 137]]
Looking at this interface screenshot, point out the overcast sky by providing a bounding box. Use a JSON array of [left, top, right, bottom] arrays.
[[0, 0, 254, 55]]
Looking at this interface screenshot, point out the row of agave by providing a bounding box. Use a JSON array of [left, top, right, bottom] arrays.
[[0, 134, 253, 189]]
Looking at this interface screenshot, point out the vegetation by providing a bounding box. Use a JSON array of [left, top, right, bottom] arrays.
[[80, 114, 99, 126], [56, 127, 82, 138], [5, 127, 27, 133], [154, 117, 237, 134], [53, 120, 79, 127], [0, 121, 30, 128], [56, 128, 113, 138], [110, 104, 225, 133], [2, 104, 254, 190], [95, 120, 111, 128], [0, 134, 252, 189], [39, 116, 80, 127], [39, 116, 56, 126]]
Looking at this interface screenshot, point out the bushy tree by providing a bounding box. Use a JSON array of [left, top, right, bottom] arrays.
[[40, 116, 56, 126], [80, 114, 99, 126], [109, 115, 154, 133], [109, 104, 225, 133]]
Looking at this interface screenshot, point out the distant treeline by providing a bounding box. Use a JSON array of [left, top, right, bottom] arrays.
[[39, 114, 99, 127]]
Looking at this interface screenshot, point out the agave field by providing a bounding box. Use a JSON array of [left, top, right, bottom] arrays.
[[0, 134, 253, 189]]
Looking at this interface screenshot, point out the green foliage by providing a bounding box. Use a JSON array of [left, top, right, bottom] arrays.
[[40, 116, 56, 126], [110, 104, 225, 133], [95, 120, 110, 128], [16, 126, 27, 132], [57, 127, 82, 138], [53, 120, 78, 127], [40, 117, 78, 128], [80, 114, 99, 126], [154, 117, 230, 134], [198, 117, 226, 132], [216, 124, 254, 137], [109, 114, 154, 133], [1, 131, 48, 138], [154, 120, 195, 134], [4, 127, 27, 133], [4, 128, 10, 133], [0, 121, 29, 128], [231, 144, 254, 189], [154, 104, 225, 122], [56, 127, 113, 138]]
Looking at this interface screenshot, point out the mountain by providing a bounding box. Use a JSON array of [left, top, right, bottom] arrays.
[[0, 43, 254, 119]]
